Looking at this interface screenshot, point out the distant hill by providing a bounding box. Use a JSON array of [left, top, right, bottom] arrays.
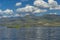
[[0, 14, 60, 28]]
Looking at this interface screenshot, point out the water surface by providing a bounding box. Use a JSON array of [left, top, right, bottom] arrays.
[[0, 26, 60, 40]]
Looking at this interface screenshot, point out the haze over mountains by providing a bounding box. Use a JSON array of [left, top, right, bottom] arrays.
[[0, 14, 60, 28]]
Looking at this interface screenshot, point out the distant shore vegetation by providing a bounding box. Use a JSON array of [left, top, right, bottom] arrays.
[[0, 14, 60, 28]]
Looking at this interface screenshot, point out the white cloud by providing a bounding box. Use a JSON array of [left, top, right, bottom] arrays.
[[34, 0, 49, 8], [15, 14, 20, 16], [34, 0, 60, 10], [0, 10, 2, 12], [2, 15, 11, 18], [33, 9, 41, 13], [0, 0, 60, 18], [49, 13, 57, 15], [54, 13, 57, 14], [48, 0, 55, 4], [48, 0, 58, 5], [0, 10, 3, 14], [16, 5, 35, 13], [50, 5, 60, 10], [48, 0, 60, 10], [2, 16, 8, 18], [16, 5, 47, 14], [33, 9, 47, 13], [0, 9, 14, 18], [3, 9, 13, 14], [16, 2, 22, 6]]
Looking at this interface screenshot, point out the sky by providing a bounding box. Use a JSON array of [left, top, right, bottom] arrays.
[[0, 0, 60, 18]]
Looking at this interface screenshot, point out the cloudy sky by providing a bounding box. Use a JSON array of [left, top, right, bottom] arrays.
[[0, 0, 60, 18]]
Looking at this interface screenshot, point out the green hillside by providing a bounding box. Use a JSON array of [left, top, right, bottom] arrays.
[[0, 14, 60, 28]]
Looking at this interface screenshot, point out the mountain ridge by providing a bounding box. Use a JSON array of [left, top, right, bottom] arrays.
[[0, 14, 60, 28]]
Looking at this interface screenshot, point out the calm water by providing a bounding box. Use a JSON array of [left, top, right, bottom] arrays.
[[0, 26, 60, 40]]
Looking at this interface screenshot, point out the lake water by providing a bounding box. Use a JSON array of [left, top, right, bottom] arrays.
[[0, 26, 60, 40]]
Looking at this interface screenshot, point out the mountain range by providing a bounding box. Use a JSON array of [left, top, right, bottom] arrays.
[[0, 14, 60, 28]]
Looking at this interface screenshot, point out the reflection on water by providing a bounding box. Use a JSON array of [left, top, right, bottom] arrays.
[[0, 26, 60, 40]]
